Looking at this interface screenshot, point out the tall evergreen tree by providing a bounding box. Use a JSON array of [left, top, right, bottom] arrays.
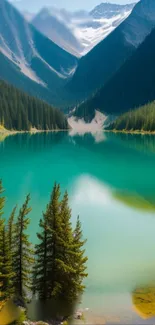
[[35, 184, 88, 302], [0, 180, 5, 303], [72, 216, 88, 298], [35, 184, 62, 299], [8, 206, 17, 253], [57, 191, 78, 300], [6, 206, 17, 295], [0, 180, 5, 218], [35, 210, 49, 299], [14, 195, 34, 299], [1, 225, 15, 298], [0, 182, 13, 300], [46, 183, 62, 298]]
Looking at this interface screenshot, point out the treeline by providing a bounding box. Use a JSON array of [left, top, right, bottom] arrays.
[[108, 101, 155, 132], [0, 80, 68, 131], [0, 181, 88, 317]]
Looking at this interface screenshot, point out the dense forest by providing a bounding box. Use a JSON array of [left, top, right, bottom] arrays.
[[107, 101, 155, 132], [0, 81, 68, 131], [0, 181, 88, 324]]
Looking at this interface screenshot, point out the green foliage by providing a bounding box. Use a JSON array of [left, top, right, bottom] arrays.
[[14, 195, 34, 299], [0, 181, 6, 302], [0, 180, 5, 218], [0, 181, 88, 324], [35, 184, 88, 301], [72, 216, 88, 297], [0, 80, 68, 131], [14, 308, 26, 325], [108, 101, 155, 132]]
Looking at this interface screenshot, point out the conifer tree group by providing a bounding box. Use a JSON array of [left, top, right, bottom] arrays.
[[108, 101, 155, 132], [35, 185, 88, 302], [0, 180, 88, 312], [0, 80, 68, 131]]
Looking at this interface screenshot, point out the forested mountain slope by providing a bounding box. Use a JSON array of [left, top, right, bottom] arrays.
[[0, 80, 68, 131], [108, 102, 155, 132]]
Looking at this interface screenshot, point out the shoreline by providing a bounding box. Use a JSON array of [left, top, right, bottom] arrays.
[[104, 129, 155, 135], [0, 128, 70, 137], [1, 128, 155, 137]]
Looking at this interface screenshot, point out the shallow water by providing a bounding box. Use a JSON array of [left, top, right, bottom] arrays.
[[1, 131, 155, 323]]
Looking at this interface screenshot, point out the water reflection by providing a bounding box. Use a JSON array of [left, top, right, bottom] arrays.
[[69, 129, 106, 143], [1, 132, 155, 322], [105, 132, 155, 155], [71, 176, 155, 293], [0, 132, 67, 151], [132, 286, 155, 320], [113, 191, 155, 212]]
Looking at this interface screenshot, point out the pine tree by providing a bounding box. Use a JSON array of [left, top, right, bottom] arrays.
[[0, 180, 5, 303], [7, 206, 17, 295], [14, 195, 34, 299], [57, 191, 78, 300], [1, 225, 15, 298], [72, 216, 88, 298], [0, 180, 5, 218], [35, 184, 88, 302], [35, 210, 49, 299], [46, 183, 62, 298], [8, 206, 17, 253], [35, 184, 62, 299]]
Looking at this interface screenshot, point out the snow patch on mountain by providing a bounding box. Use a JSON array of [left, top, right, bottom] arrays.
[[68, 110, 109, 132], [74, 11, 132, 55], [31, 3, 135, 57], [68, 110, 115, 142]]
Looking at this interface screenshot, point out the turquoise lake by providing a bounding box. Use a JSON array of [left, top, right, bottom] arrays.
[[1, 131, 155, 323]]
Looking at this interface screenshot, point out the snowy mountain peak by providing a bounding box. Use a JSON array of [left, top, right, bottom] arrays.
[[90, 2, 136, 19], [32, 2, 136, 57]]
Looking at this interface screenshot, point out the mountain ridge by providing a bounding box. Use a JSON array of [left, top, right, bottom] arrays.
[[31, 2, 135, 57], [0, 0, 78, 107], [80, 24, 155, 116], [70, 0, 155, 110]]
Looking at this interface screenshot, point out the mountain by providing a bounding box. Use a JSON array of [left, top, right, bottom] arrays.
[[0, 80, 68, 131], [32, 8, 83, 57], [32, 3, 135, 57], [22, 10, 35, 21], [75, 22, 155, 120], [68, 0, 155, 103], [0, 0, 78, 108], [90, 2, 136, 19]]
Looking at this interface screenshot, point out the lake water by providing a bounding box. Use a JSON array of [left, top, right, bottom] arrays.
[[1, 131, 155, 324]]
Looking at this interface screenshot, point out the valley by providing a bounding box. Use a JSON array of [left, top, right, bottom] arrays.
[[2, 0, 155, 324]]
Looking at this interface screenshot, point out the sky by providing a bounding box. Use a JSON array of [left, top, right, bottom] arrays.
[[11, 0, 137, 13]]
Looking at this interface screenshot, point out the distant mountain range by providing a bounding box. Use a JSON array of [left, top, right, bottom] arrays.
[[72, 0, 155, 118], [31, 3, 135, 57], [1, 0, 155, 122], [0, 0, 77, 108]]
